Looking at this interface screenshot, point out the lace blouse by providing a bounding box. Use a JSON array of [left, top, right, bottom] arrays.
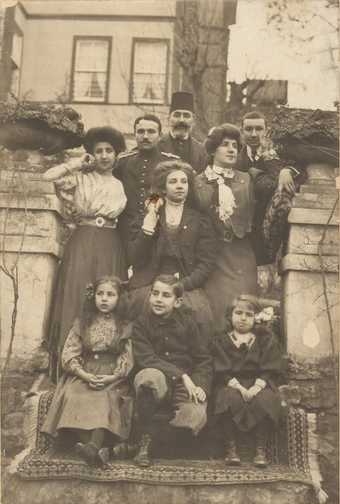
[[61, 316, 133, 378], [54, 171, 127, 222]]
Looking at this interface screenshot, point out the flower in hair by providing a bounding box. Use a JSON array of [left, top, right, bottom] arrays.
[[85, 283, 95, 300]]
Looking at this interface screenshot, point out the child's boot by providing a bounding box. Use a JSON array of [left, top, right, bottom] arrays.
[[224, 439, 241, 466], [253, 425, 269, 468], [112, 441, 138, 459], [133, 433, 152, 467]]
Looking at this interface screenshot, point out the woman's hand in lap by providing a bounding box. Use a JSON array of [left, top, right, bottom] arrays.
[[238, 386, 253, 403], [88, 374, 116, 390]]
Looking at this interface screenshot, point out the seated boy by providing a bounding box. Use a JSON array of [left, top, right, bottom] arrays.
[[132, 274, 213, 466]]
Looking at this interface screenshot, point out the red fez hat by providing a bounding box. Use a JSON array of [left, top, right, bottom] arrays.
[[170, 92, 194, 113]]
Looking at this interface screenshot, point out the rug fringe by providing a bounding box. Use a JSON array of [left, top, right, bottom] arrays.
[[9, 389, 44, 475], [307, 413, 328, 503]]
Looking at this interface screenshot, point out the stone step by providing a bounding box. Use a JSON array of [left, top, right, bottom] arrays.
[[288, 207, 338, 226], [3, 473, 316, 504], [300, 183, 337, 194], [293, 191, 339, 209]]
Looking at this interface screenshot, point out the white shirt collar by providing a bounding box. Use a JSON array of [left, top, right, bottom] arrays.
[[212, 164, 235, 179], [246, 145, 261, 162]]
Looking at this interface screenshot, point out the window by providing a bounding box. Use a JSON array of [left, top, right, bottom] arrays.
[[131, 39, 169, 104], [71, 37, 111, 103]]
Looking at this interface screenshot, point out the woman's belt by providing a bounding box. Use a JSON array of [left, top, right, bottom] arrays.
[[84, 351, 116, 362], [78, 216, 117, 229]]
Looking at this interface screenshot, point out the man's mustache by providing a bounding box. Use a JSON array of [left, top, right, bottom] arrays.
[[174, 121, 190, 129]]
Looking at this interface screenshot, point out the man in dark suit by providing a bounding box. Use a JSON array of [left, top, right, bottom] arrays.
[[159, 91, 207, 173], [236, 110, 300, 267]]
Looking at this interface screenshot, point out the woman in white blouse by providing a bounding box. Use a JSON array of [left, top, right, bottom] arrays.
[[43, 127, 127, 381]]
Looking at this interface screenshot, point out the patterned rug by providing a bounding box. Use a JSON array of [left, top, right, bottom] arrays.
[[16, 391, 313, 487]]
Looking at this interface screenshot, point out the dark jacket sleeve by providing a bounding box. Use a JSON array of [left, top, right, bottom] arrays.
[[211, 335, 233, 384], [132, 318, 184, 380], [127, 218, 156, 268], [257, 327, 284, 387], [188, 318, 213, 394], [182, 214, 218, 291]]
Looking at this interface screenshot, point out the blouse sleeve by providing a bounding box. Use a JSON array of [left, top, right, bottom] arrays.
[[61, 319, 84, 374], [53, 173, 77, 201], [111, 339, 134, 378]]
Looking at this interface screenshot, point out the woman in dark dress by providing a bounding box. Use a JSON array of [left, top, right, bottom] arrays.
[[212, 295, 284, 467], [193, 124, 258, 332], [127, 159, 217, 338], [43, 127, 128, 381]]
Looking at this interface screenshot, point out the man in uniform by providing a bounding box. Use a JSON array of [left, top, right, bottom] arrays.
[[114, 113, 179, 245], [236, 110, 300, 268], [159, 91, 207, 173]]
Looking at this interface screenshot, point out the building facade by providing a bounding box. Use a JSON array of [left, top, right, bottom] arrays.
[[1, 0, 180, 137]]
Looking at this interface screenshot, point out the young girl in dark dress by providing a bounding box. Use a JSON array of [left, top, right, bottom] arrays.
[[41, 276, 134, 466], [212, 295, 283, 468]]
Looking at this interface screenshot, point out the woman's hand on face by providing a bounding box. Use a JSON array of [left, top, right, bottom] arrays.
[[142, 205, 159, 234], [67, 153, 95, 173]]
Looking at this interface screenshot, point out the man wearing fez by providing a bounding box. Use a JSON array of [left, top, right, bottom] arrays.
[[235, 110, 300, 268], [114, 113, 179, 243], [159, 91, 207, 173]]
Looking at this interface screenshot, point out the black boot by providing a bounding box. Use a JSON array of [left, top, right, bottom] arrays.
[[222, 415, 241, 465], [224, 439, 241, 466], [112, 441, 138, 459], [253, 424, 269, 468], [133, 433, 153, 467], [75, 441, 99, 466]]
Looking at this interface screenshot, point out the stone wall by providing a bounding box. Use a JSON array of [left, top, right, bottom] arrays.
[[284, 358, 339, 504]]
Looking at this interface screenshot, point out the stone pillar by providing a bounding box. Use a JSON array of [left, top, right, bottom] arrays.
[[0, 149, 63, 368], [281, 163, 339, 358]]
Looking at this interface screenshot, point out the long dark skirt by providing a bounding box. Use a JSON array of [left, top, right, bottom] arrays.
[[128, 285, 214, 340], [47, 225, 127, 381], [214, 379, 282, 432], [42, 357, 133, 440], [204, 236, 258, 332]]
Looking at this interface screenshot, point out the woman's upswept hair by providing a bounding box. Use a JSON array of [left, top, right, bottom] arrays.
[[83, 127, 126, 155], [204, 123, 242, 165], [80, 275, 128, 337], [151, 160, 195, 197], [151, 274, 184, 299]]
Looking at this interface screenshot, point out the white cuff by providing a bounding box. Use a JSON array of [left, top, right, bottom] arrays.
[[255, 378, 267, 390], [228, 378, 240, 388], [142, 227, 155, 236], [286, 166, 300, 178]]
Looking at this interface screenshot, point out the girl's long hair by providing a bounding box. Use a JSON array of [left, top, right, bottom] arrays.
[[79, 276, 128, 350]]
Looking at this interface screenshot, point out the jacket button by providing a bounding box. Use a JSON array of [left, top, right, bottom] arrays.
[[165, 352, 169, 356]]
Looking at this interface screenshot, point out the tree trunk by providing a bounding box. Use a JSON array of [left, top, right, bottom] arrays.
[[175, 0, 237, 138]]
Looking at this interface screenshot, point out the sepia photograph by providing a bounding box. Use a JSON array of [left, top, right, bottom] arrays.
[[0, 0, 339, 503]]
